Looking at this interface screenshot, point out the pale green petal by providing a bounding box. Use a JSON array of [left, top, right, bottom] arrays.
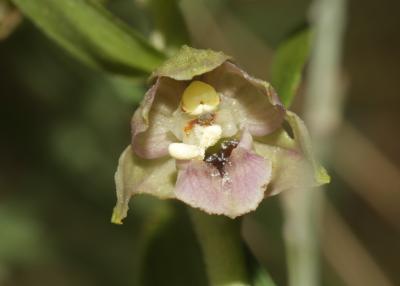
[[112, 145, 177, 224], [152, 45, 231, 80], [255, 127, 297, 150], [254, 141, 314, 195], [254, 112, 329, 195]]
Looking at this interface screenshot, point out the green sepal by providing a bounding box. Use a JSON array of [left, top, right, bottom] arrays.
[[112, 145, 176, 224], [285, 111, 330, 185], [152, 45, 231, 80]]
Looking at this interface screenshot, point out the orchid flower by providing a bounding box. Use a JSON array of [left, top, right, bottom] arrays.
[[112, 46, 329, 224]]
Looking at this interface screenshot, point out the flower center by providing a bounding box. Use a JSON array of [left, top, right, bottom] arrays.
[[168, 80, 223, 161]]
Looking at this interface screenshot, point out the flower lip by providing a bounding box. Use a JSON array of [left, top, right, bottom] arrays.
[[174, 129, 271, 218]]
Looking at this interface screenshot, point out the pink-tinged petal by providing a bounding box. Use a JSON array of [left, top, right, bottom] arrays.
[[203, 62, 286, 137], [175, 146, 271, 219], [131, 77, 185, 159], [112, 146, 177, 224]]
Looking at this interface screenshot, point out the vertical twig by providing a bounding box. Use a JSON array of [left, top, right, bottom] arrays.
[[282, 0, 347, 286]]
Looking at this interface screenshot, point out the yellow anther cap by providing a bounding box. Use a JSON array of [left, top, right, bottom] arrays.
[[181, 81, 220, 115]]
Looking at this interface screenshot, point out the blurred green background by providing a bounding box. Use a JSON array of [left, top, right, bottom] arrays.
[[0, 0, 399, 285]]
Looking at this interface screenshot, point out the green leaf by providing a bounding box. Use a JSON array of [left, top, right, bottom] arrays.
[[12, 0, 166, 77], [271, 29, 311, 107]]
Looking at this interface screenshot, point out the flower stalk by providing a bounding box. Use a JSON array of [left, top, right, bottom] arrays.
[[281, 0, 346, 285], [189, 209, 250, 286]]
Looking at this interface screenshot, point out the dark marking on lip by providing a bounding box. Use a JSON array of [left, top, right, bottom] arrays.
[[204, 139, 239, 177]]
